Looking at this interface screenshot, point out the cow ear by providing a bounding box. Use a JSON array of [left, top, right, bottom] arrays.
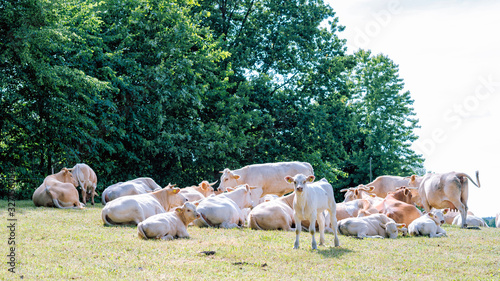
[[307, 175, 315, 183], [428, 213, 435, 218], [369, 194, 376, 198], [285, 176, 294, 183], [397, 223, 406, 229], [194, 202, 199, 206], [171, 188, 180, 194], [367, 186, 375, 192], [443, 208, 449, 214], [230, 172, 240, 180], [410, 175, 416, 182], [380, 222, 387, 230], [175, 207, 183, 213]]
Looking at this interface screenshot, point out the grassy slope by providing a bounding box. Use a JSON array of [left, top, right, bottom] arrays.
[[1, 200, 499, 280]]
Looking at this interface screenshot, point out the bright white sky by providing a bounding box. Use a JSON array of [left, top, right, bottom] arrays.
[[328, 0, 500, 217]]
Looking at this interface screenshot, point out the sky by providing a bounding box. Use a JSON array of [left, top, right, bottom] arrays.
[[328, 0, 500, 217]]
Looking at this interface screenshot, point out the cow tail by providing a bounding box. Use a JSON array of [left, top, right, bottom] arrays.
[[248, 214, 263, 230], [457, 171, 480, 188], [102, 190, 108, 205], [101, 209, 114, 226], [137, 223, 147, 239]]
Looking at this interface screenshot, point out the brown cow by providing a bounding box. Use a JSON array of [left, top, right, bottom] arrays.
[[375, 187, 422, 227], [70, 163, 98, 205], [32, 168, 84, 209], [409, 171, 480, 228]]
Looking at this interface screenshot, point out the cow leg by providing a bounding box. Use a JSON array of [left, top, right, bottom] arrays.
[[317, 212, 325, 246], [160, 234, 174, 241], [81, 187, 87, 205], [309, 210, 318, 250], [293, 214, 301, 249], [328, 207, 340, 247]]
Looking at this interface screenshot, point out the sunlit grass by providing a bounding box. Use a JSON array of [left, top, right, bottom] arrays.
[[1, 200, 499, 280]]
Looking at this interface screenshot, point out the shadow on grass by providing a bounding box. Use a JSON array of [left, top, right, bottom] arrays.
[[315, 246, 353, 258]]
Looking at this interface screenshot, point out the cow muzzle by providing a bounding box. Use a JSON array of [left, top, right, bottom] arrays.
[[296, 187, 304, 192]]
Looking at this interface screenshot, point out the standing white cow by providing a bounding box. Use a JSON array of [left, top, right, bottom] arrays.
[[70, 163, 98, 205], [218, 161, 314, 203], [409, 171, 480, 228], [496, 213, 500, 228], [285, 174, 339, 250], [408, 210, 447, 237]]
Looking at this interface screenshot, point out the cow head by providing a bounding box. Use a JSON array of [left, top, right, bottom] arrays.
[[428, 211, 445, 225], [285, 174, 315, 193], [176, 202, 200, 223], [217, 169, 241, 193], [381, 222, 406, 239], [340, 186, 375, 202], [60, 168, 78, 187], [198, 180, 217, 197], [388, 187, 413, 204]]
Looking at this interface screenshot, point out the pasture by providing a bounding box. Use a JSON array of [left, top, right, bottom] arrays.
[[1, 200, 499, 280]]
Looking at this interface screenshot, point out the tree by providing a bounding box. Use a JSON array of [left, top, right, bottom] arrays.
[[343, 50, 423, 187]]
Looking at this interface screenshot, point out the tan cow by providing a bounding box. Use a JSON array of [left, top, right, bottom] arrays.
[[408, 210, 447, 237], [338, 213, 405, 239], [375, 187, 422, 227], [248, 193, 295, 231], [217, 161, 314, 203], [137, 202, 200, 240], [409, 171, 480, 228], [336, 199, 379, 221], [70, 163, 98, 205], [340, 186, 383, 205], [286, 174, 340, 249], [101, 187, 187, 225], [180, 181, 217, 202], [359, 175, 422, 198], [32, 168, 84, 209], [193, 184, 255, 228], [101, 177, 163, 205], [441, 208, 475, 225]]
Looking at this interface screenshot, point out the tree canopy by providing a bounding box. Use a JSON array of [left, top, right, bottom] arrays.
[[0, 0, 423, 201]]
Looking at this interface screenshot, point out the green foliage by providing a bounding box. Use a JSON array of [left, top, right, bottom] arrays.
[[1, 0, 423, 200]]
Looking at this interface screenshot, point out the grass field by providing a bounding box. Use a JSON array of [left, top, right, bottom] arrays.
[[1, 200, 499, 280]]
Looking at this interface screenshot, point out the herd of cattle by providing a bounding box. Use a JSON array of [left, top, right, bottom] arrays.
[[32, 161, 499, 249]]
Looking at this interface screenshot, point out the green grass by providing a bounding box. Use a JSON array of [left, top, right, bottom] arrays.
[[1, 200, 499, 280]]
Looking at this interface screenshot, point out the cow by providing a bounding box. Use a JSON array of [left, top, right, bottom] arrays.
[[359, 175, 422, 198], [32, 168, 84, 209], [336, 199, 379, 221], [452, 214, 489, 228], [338, 213, 405, 239], [217, 161, 314, 203], [285, 174, 339, 250], [408, 210, 447, 237], [258, 194, 280, 204], [374, 187, 422, 227], [180, 181, 217, 202], [409, 171, 480, 228], [69, 163, 98, 205], [441, 208, 475, 225], [194, 184, 255, 228], [248, 193, 295, 231], [137, 202, 200, 240], [101, 177, 163, 205], [101, 187, 187, 226], [340, 186, 383, 205], [496, 213, 500, 228]]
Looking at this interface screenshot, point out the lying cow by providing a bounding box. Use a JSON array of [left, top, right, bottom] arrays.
[[248, 193, 295, 231], [194, 184, 255, 228], [408, 210, 447, 237], [336, 199, 379, 221], [180, 180, 217, 202], [441, 208, 475, 225], [101, 187, 187, 225], [340, 186, 382, 205], [32, 168, 84, 209], [409, 171, 480, 228], [375, 187, 422, 227], [217, 161, 314, 203], [285, 174, 339, 249], [137, 202, 200, 240], [70, 163, 98, 205], [452, 214, 489, 228], [101, 177, 163, 205], [338, 213, 405, 239]]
